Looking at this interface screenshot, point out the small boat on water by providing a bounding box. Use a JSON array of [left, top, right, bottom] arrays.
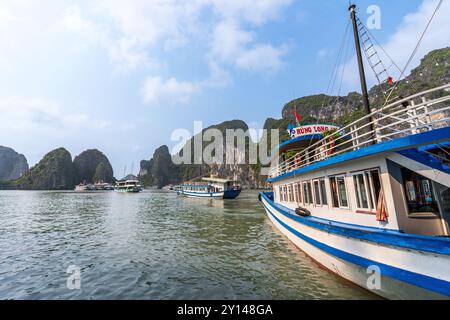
[[260, 4, 450, 299], [178, 177, 242, 199], [75, 181, 114, 192], [114, 179, 143, 193], [74, 183, 94, 192]]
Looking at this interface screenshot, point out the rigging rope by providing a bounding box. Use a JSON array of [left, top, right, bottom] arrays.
[[382, 0, 443, 108]]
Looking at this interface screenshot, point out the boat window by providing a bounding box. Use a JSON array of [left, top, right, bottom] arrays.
[[320, 179, 327, 205], [401, 168, 439, 216], [353, 170, 382, 212], [288, 185, 294, 202], [303, 181, 313, 205], [295, 183, 302, 204], [313, 180, 322, 206], [330, 176, 349, 208], [354, 174, 369, 209]]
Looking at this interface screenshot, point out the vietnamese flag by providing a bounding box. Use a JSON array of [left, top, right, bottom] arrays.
[[294, 110, 302, 123], [387, 76, 394, 86]]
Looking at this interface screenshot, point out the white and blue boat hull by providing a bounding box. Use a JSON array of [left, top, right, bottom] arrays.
[[260, 192, 450, 300], [178, 189, 241, 200]]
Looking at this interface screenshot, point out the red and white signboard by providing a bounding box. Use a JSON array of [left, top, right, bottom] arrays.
[[288, 125, 340, 139]]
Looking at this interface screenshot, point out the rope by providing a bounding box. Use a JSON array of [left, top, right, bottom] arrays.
[[383, 0, 443, 108]]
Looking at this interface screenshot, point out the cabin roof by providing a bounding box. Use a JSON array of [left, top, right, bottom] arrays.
[[202, 177, 236, 184], [268, 126, 450, 183]]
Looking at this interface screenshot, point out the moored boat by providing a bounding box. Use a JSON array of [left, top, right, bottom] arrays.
[[114, 179, 143, 193], [178, 177, 242, 200], [260, 4, 450, 299], [74, 183, 95, 192]]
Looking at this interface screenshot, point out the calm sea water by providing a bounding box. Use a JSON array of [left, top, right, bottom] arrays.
[[0, 190, 376, 300]]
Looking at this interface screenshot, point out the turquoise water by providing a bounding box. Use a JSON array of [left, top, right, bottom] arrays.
[[0, 190, 376, 300]]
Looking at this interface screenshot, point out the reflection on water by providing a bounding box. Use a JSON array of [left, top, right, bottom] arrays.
[[0, 190, 377, 300]]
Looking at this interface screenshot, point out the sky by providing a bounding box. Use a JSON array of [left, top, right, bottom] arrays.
[[0, 0, 449, 177]]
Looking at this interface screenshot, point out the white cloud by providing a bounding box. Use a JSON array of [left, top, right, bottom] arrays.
[[142, 76, 201, 106], [0, 97, 108, 131], [236, 44, 287, 73], [0, 0, 294, 107], [342, 0, 450, 92], [88, 0, 293, 84]]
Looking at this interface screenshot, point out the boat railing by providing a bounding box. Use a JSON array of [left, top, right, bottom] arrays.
[[269, 84, 450, 179]]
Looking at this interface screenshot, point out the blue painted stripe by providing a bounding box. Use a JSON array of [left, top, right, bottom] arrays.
[[268, 126, 450, 183], [260, 193, 450, 255], [397, 148, 450, 175], [180, 190, 224, 198], [262, 198, 450, 297]]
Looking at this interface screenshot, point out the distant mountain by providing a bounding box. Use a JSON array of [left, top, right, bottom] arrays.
[[16, 148, 76, 190], [0, 146, 29, 181], [140, 145, 178, 188], [73, 149, 114, 184], [139, 120, 266, 189], [2, 148, 115, 190]]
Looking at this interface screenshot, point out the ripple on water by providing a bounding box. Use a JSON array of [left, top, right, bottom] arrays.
[[0, 190, 377, 300]]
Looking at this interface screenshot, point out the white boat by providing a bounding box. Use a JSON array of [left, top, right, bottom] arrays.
[[178, 177, 242, 199], [260, 5, 450, 299], [114, 179, 143, 193], [74, 183, 94, 192]]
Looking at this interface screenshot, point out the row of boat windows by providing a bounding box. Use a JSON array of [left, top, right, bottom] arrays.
[[277, 169, 382, 212], [183, 186, 222, 192]]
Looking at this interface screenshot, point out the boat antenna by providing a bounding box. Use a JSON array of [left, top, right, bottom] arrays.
[[349, 4, 374, 136]]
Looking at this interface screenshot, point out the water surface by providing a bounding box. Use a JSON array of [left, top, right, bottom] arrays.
[[0, 190, 376, 299]]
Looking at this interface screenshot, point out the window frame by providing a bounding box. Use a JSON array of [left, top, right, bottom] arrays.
[[288, 184, 294, 203], [320, 179, 328, 206], [329, 174, 350, 209], [313, 179, 322, 206], [302, 181, 313, 205]]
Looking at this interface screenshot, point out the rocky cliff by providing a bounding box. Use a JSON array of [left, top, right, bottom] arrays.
[[140, 120, 266, 189], [73, 149, 114, 183], [16, 148, 76, 190], [140, 145, 179, 188], [0, 146, 29, 181], [282, 47, 450, 126], [4, 148, 115, 190]]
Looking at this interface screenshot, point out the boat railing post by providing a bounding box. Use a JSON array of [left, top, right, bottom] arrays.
[[351, 124, 360, 150], [408, 100, 418, 135], [422, 96, 432, 128]]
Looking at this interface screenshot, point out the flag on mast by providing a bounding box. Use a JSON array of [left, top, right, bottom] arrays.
[[294, 110, 302, 125]]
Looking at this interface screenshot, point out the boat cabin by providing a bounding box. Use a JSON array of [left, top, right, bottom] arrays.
[[269, 88, 450, 237]]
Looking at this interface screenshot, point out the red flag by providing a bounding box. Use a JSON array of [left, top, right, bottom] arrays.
[[294, 111, 302, 123], [387, 76, 394, 86]]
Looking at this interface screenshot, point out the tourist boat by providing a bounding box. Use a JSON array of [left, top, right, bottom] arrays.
[[177, 177, 242, 199], [114, 179, 143, 193], [74, 183, 94, 192], [94, 182, 115, 190], [260, 5, 450, 299]]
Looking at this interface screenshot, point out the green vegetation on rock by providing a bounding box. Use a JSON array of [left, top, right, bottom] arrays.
[[16, 148, 76, 190], [73, 149, 114, 184]]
